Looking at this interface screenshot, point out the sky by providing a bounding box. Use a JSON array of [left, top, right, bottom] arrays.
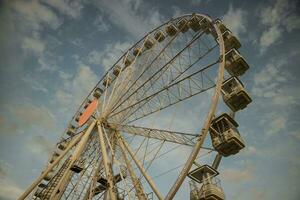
[[0, 0, 300, 199]]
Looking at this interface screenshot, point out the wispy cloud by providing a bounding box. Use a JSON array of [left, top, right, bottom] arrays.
[[258, 0, 300, 53], [190, 0, 211, 5], [10, 0, 64, 73], [0, 161, 23, 200], [259, 25, 282, 50], [93, 15, 110, 32], [44, 0, 84, 19], [222, 167, 253, 183], [12, 0, 62, 31], [87, 41, 132, 70], [26, 135, 53, 157], [21, 36, 45, 54], [251, 54, 299, 137], [54, 64, 99, 114], [222, 4, 247, 38], [261, 112, 287, 135], [94, 0, 165, 38], [251, 56, 299, 106], [0, 176, 23, 200], [22, 75, 48, 93], [0, 103, 56, 135]]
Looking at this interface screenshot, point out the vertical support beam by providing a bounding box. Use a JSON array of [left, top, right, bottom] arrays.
[[109, 132, 120, 198], [117, 133, 147, 200], [119, 133, 163, 200], [96, 121, 116, 200], [212, 153, 222, 170], [55, 169, 73, 199], [85, 160, 103, 200], [18, 132, 85, 200], [103, 191, 109, 200], [51, 120, 97, 200]]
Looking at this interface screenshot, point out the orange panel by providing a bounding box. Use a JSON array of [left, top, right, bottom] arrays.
[[78, 98, 98, 127]]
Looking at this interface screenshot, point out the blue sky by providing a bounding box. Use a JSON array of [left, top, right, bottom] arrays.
[[0, 0, 300, 199]]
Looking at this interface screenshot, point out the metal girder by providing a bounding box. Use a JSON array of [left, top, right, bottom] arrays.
[[18, 131, 86, 200], [63, 134, 101, 199], [96, 122, 117, 200], [119, 133, 163, 200], [110, 123, 209, 148], [117, 132, 148, 200], [50, 120, 97, 200]]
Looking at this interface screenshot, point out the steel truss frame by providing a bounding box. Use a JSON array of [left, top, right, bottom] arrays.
[[19, 13, 228, 200]]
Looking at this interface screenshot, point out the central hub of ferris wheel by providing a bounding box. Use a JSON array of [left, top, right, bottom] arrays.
[[19, 13, 252, 200]]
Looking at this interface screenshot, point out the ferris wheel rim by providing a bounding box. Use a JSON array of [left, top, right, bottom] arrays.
[[97, 13, 226, 199], [58, 13, 226, 199], [20, 14, 232, 199], [79, 13, 225, 199]]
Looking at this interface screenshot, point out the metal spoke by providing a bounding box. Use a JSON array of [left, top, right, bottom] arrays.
[[109, 29, 208, 116], [118, 133, 163, 200], [108, 60, 218, 124]]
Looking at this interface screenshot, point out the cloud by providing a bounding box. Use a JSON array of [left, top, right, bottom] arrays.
[[94, 0, 165, 38], [284, 14, 300, 32], [242, 146, 257, 156], [54, 64, 99, 113], [93, 15, 110, 32], [44, 0, 84, 19], [249, 188, 267, 199], [12, 0, 62, 31], [87, 50, 104, 66], [259, 0, 300, 52], [22, 75, 49, 93], [251, 55, 300, 137], [271, 95, 297, 106], [0, 177, 23, 200], [87, 41, 131, 70], [37, 52, 61, 72], [0, 161, 23, 200], [27, 135, 53, 156], [69, 64, 99, 95], [21, 36, 45, 54], [190, 0, 211, 5], [171, 6, 184, 18], [20, 34, 61, 71], [11, 104, 56, 130], [261, 112, 287, 135], [252, 61, 286, 98], [291, 130, 300, 140], [222, 167, 253, 183], [251, 57, 299, 106], [55, 89, 73, 107], [59, 70, 73, 80], [1, 103, 56, 134], [191, 0, 202, 4], [70, 38, 84, 47], [9, 0, 66, 73], [259, 25, 282, 49], [222, 5, 247, 38]]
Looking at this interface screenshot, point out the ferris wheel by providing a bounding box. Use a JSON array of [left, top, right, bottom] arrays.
[[19, 13, 252, 200]]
